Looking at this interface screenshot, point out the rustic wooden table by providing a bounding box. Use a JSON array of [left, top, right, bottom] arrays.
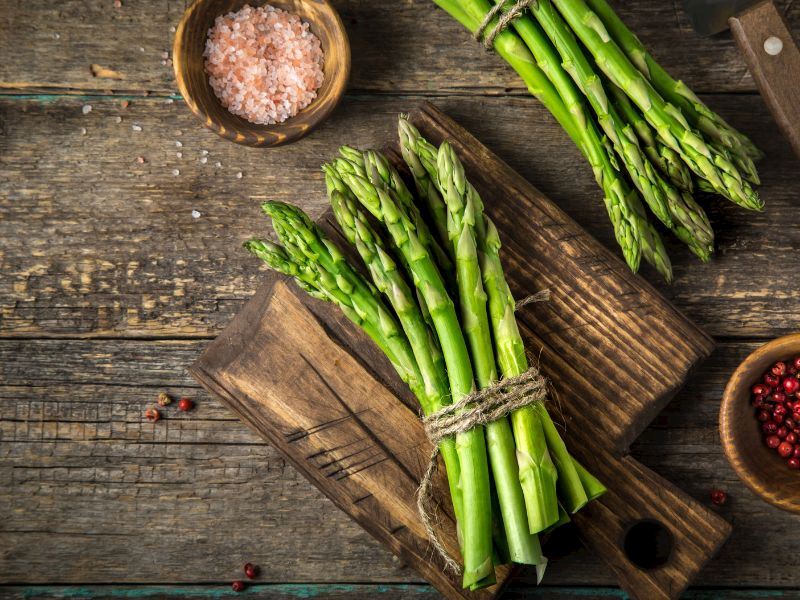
[[1, 1, 799, 598]]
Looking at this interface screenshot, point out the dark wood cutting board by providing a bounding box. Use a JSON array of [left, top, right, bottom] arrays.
[[190, 102, 731, 600]]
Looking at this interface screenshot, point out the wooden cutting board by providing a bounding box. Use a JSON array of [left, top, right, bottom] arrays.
[[190, 102, 730, 600]]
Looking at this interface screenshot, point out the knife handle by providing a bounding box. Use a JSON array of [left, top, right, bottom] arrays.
[[729, 0, 800, 159]]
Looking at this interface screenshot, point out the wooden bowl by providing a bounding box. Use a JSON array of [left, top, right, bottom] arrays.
[[721, 333, 800, 513], [173, 0, 350, 147]]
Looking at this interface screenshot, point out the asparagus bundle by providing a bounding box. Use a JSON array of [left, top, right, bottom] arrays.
[[431, 0, 762, 280], [245, 121, 606, 589]]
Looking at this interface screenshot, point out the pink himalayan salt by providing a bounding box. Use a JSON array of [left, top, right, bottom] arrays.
[[204, 4, 324, 125]]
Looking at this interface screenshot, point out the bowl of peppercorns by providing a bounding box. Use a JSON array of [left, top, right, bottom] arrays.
[[721, 333, 800, 514]]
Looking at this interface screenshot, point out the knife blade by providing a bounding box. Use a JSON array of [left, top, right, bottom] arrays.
[[683, 0, 760, 36]]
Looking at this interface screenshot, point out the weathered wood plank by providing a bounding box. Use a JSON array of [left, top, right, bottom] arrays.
[[2, 338, 800, 587], [1, 95, 796, 340], [1, 0, 798, 94], [1, 584, 797, 599]]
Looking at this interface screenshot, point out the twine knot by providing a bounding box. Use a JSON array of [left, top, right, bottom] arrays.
[[416, 367, 549, 573], [474, 0, 539, 51]]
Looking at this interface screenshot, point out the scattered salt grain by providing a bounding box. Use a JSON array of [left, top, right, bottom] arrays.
[[136, 156, 146, 164], [191, 209, 201, 219], [172, 169, 180, 176], [161, 51, 169, 59], [53, 32, 60, 40], [215, 161, 222, 168], [201, 149, 209, 156], [170, 26, 177, 33], [235, 171, 243, 179], [132, 124, 142, 132], [161, 60, 167, 66], [139, 47, 145, 52], [82, 104, 92, 114], [175, 140, 183, 148], [114, 0, 122, 8], [164, 98, 174, 104], [204, 4, 325, 125], [80, 127, 87, 135], [176, 152, 183, 158], [200, 156, 208, 164], [114, 116, 122, 123]]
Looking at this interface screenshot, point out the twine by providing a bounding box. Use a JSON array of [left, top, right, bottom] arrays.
[[417, 367, 549, 573], [416, 290, 551, 573], [474, 0, 538, 50]]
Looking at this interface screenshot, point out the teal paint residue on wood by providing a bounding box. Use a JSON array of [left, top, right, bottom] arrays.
[[2, 94, 183, 104]]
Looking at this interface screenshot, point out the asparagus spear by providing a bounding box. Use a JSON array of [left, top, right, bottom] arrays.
[[244, 204, 424, 404], [328, 188, 468, 554], [430, 0, 644, 273], [606, 79, 694, 192], [490, 0, 672, 279], [438, 141, 547, 560], [584, 0, 763, 175], [398, 118, 450, 250], [550, 0, 762, 211], [333, 159, 495, 590]]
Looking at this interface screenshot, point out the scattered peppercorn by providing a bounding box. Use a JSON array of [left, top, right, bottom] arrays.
[[751, 357, 800, 470], [157, 392, 172, 407], [178, 397, 194, 412], [144, 407, 160, 423], [710, 489, 727, 506], [244, 562, 258, 579], [231, 581, 245, 592]]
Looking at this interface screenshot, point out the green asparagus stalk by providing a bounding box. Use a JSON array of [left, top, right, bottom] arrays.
[[328, 187, 468, 554], [399, 118, 451, 250], [584, 0, 763, 175], [606, 79, 693, 192], [550, 0, 762, 211], [497, 0, 672, 279], [335, 147, 455, 283], [431, 0, 645, 273], [244, 204, 425, 405], [333, 160, 495, 590], [438, 141, 547, 561]]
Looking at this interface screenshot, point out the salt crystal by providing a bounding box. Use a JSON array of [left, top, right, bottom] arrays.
[[176, 152, 182, 158], [235, 171, 243, 179], [114, 116, 122, 123], [82, 104, 92, 114], [53, 32, 60, 39], [191, 209, 201, 219], [139, 47, 145, 52], [175, 140, 183, 147], [132, 124, 142, 132], [170, 26, 176, 33], [161, 51, 169, 59], [165, 98, 174, 104], [203, 4, 324, 125], [136, 156, 146, 164], [172, 169, 180, 176], [80, 127, 87, 135], [201, 149, 209, 155], [200, 157, 208, 164], [114, 0, 122, 8]]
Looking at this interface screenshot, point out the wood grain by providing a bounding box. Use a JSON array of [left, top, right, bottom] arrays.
[[189, 104, 729, 599], [1, 0, 798, 95], [1, 94, 797, 341], [1, 338, 798, 588], [729, 0, 800, 159], [173, 0, 350, 147]]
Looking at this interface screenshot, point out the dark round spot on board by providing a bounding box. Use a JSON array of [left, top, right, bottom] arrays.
[[623, 519, 673, 569]]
